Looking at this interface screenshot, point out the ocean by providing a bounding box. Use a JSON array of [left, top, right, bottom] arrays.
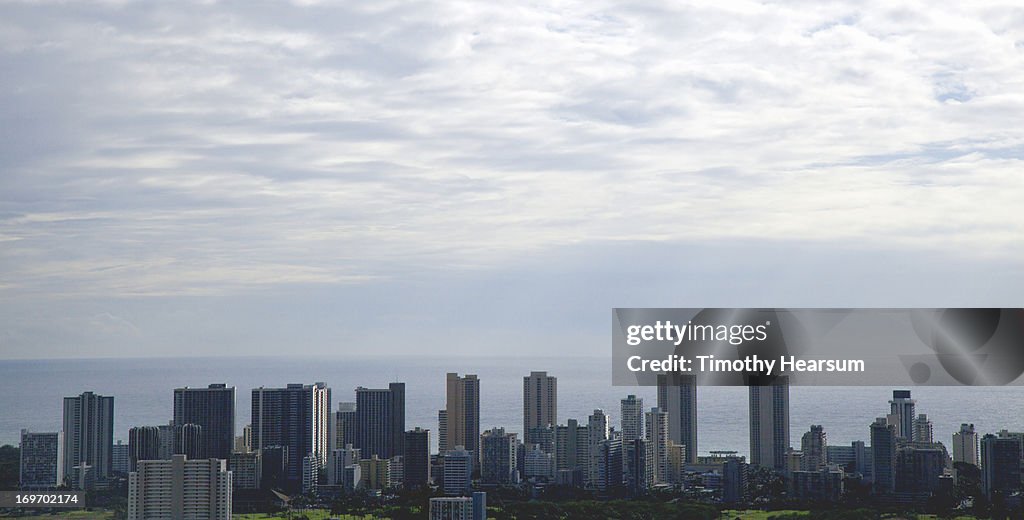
[[2, 356, 1023, 456]]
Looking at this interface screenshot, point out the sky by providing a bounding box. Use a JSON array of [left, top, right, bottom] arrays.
[[1, 0, 1023, 359]]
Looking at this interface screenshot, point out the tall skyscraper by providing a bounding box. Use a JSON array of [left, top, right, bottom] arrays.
[[870, 416, 896, 495], [332, 402, 357, 453], [354, 383, 406, 459], [403, 428, 431, 489], [595, 437, 623, 491], [481, 427, 518, 485], [442, 373, 480, 455], [554, 418, 589, 483], [888, 390, 916, 441], [620, 395, 644, 443], [749, 377, 789, 471], [443, 446, 473, 496], [657, 373, 697, 464], [128, 455, 231, 520], [19, 430, 63, 489], [250, 382, 331, 488], [173, 384, 236, 461], [800, 425, 827, 471], [953, 423, 979, 467], [62, 391, 114, 486], [913, 414, 933, 443], [981, 433, 1023, 498], [644, 407, 669, 485], [587, 409, 609, 488], [523, 371, 557, 446]]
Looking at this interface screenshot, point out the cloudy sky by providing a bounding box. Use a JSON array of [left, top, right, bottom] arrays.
[[1, 1, 1023, 359]]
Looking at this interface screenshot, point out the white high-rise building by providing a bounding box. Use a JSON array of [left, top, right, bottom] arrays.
[[953, 423, 979, 467], [429, 492, 486, 520], [644, 407, 669, 485], [523, 372, 557, 446], [128, 455, 231, 520], [620, 395, 644, 443]]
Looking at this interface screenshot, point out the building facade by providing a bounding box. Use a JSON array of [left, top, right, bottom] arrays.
[[523, 371, 557, 446], [173, 384, 236, 461], [62, 391, 114, 487], [128, 455, 231, 520]]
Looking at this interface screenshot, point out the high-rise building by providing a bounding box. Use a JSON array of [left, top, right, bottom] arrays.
[[332, 402, 357, 453], [251, 383, 331, 489], [800, 425, 827, 471], [229, 451, 261, 490], [624, 438, 651, 494], [242, 424, 253, 453], [354, 383, 406, 459], [481, 427, 517, 485], [953, 423, 979, 467], [174, 423, 204, 460], [554, 418, 589, 484], [19, 430, 63, 489], [443, 446, 473, 496], [644, 407, 669, 485], [981, 433, 1023, 498], [523, 371, 557, 446], [128, 455, 231, 520], [527, 425, 554, 455], [112, 440, 129, 476], [326, 444, 360, 488], [913, 414, 933, 443], [657, 373, 697, 464], [128, 426, 163, 473], [870, 417, 896, 495], [443, 374, 480, 456], [749, 377, 790, 471], [404, 428, 431, 489], [722, 456, 748, 503], [438, 410, 448, 454], [157, 423, 175, 460], [302, 453, 320, 493], [595, 437, 623, 491], [429, 492, 487, 520], [889, 390, 916, 441], [63, 391, 114, 486], [620, 395, 644, 443], [173, 384, 236, 461], [666, 442, 686, 485], [896, 444, 945, 493], [826, 441, 871, 477], [587, 409, 609, 488], [360, 456, 392, 490], [523, 444, 553, 480]]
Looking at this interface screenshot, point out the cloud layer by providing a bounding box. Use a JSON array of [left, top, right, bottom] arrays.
[[1, 1, 1023, 357]]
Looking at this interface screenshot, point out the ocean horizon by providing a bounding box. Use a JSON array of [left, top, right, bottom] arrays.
[[3, 355, 1023, 457]]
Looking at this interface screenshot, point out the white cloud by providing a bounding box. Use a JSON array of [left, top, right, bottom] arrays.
[[1, 0, 1023, 356]]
